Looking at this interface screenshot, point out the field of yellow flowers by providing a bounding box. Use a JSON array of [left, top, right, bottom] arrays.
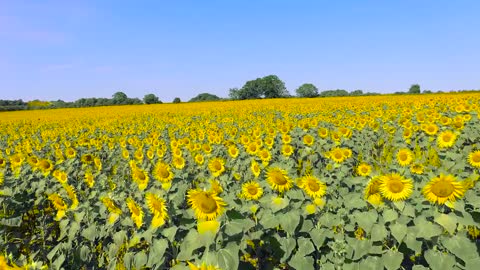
[[1, 94, 479, 270]]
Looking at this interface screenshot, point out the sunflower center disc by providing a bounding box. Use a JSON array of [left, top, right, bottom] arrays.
[[272, 172, 287, 185], [213, 161, 221, 171], [443, 134, 452, 142], [399, 153, 408, 161], [431, 181, 454, 197], [472, 154, 480, 163], [307, 181, 320, 192], [159, 167, 169, 178], [388, 180, 404, 193], [247, 186, 258, 195], [199, 195, 218, 214]]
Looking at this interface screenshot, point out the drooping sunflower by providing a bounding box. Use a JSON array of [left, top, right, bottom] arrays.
[[208, 157, 225, 177], [251, 159, 261, 178], [63, 184, 79, 209], [132, 167, 149, 190], [364, 176, 384, 205], [153, 161, 174, 183], [422, 174, 465, 205], [38, 159, 54, 175], [379, 173, 413, 201], [437, 130, 457, 148], [241, 181, 263, 200], [84, 170, 95, 188], [145, 193, 168, 228], [101, 197, 122, 224], [396, 148, 413, 166], [126, 197, 144, 229], [265, 167, 293, 193], [298, 175, 327, 198], [468, 150, 480, 168], [187, 189, 226, 220], [26, 155, 39, 169], [53, 170, 68, 184], [356, 163, 372, 177], [48, 193, 68, 220]]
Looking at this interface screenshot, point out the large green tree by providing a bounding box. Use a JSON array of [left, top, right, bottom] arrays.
[[143, 93, 161, 104], [409, 84, 421, 94], [230, 75, 289, 100], [295, 83, 318, 97], [189, 93, 221, 102], [112, 91, 128, 104]]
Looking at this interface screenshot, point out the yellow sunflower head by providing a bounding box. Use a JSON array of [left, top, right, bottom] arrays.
[[424, 123, 438, 135], [81, 154, 94, 164], [228, 145, 239, 158], [153, 161, 174, 183], [422, 174, 465, 205], [437, 130, 457, 148], [298, 175, 326, 198], [208, 157, 225, 177], [172, 156, 186, 169], [145, 193, 168, 228], [126, 197, 144, 229], [303, 134, 314, 146], [194, 153, 205, 165], [187, 189, 226, 220], [356, 163, 372, 177], [251, 159, 261, 178], [265, 167, 293, 193], [187, 262, 221, 270], [65, 147, 76, 159], [241, 181, 263, 200], [468, 150, 480, 168], [329, 148, 345, 163], [396, 148, 413, 166], [379, 173, 413, 201], [281, 144, 294, 157], [38, 159, 54, 174], [410, 163, 424, 175], [364, 176, 383, 205]]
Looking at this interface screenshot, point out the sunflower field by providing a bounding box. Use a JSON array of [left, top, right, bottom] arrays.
[[1, 93, 479, 270]]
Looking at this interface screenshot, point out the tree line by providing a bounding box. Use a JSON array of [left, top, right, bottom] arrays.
[[0, 75, 477, 112]]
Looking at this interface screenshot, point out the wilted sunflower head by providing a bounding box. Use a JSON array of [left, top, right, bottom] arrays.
[[187, 189, 226, 220]]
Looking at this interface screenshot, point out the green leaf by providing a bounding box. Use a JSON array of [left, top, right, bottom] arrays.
[[383, 209, 398, 223], [351, 239, 372, 261], [52, 254, 65, 270], [359, 256, 383, 270], [424, 250, 456, 270], [403, 204, 415, 217], [279, 211, 301, 235], [382, 250, 403, 270], [441, 235, 479, 263], [404, 234, 422, 254], [434, 213, 457, 235], [296, 237, 315, 257], [259, 211, 280, 229], [161, 226, 177, 242], [216, 242, 239, 270], [309, 227, 328, 248], [415, 219, 442, 239], [370, 224, 388, 242], [81, 225, 97, 242], [147, 239, 168, 267], [393, 201, 405, 211], [225, 218, 255, 236], [80, 245, 90, 261], [289, 254, 315, 270], [279, 237, 296, 263], [134, 252, 148, 270], [355, 210, 378, 234], [390, 223, 407, 243]]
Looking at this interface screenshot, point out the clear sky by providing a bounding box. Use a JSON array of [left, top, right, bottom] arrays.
[[1, 0, 479, 102]]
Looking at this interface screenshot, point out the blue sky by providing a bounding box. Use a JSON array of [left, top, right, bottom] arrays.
[[0, 0, 479, 102]]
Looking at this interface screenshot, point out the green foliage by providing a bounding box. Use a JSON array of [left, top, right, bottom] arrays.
[[409, 84, 421, 94], [230, 75, 289, 100], [295, 83, 318, 98], [143, 94, 161, 104], [319, 89, 349, 97], [173, 97, 181, 103], [189, 93, 221, 102]]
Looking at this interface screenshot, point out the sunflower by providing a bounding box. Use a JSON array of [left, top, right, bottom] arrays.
[[281, 134, 292, 144], [153, 161, 174, 183], [251, 159, 261, 178], [145, 193, 168, 228], [132, 167, 149, 190], [187, 262, 221, 270], [48, 193, 67, 220], [303, 134, 314, 146], [228, 145, 239, 159], [402, 128, 413, 140], [422, 174, 465, 205], [257, 149, 271, 164], [379, 173, 413, 201], [197, 220, 220, 234], [364, 176, 383, 205], [437, 130, 457, 148], [38, 159, 54, 175], [265, 167, 293, 193], [424, 123, 438, 136], [329, 148, 345, 163], [356, 163, 372, 177], [101, 197, 122, 224], [53, 170, 68, 184], [281, 144, 294, 157], [202, 144, 212, 154], [187, 189, 226, 220], [241, 181, 263, 200], [410, 163, 424, 174], [305, 204, 316, 215], [172, 156, 186, 169], [84, 171, 95, 188], [396, 148, 413, 166], [194, 153, 205, 165], [246, 142, 259, 155], [122, 149, 130, 159], [468, 150, 480, 168], [0, 157, 6, 168], [208, 157, 225, 177], [209, 179, 223, 194], [298, 175, 327, 198], [81, 154, 94, 164], [10, 153, 24, 169], [65, 147, 76, 159], [264, 137, 274, 149], [63, 184, 79, 209], [126, 197, 144, 228]]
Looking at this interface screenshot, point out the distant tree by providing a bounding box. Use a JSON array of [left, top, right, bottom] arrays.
[[319, 89, 349, 97], [350, 89, 364, 96], [127, 98, 142, 105], [143, 93, 161, 104], [228, 88, 241, 100], [423, 90, 433, 94], [295, 83, 318, 97], [409, 84, 421, 94], [261, 75, 288, 98], [189, 93, 221, 102], [112, 91, 128, 104], [173, 97, 181, 103]]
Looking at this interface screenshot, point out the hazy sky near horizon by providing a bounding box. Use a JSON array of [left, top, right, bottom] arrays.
[[1, 0, 479, 102]]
